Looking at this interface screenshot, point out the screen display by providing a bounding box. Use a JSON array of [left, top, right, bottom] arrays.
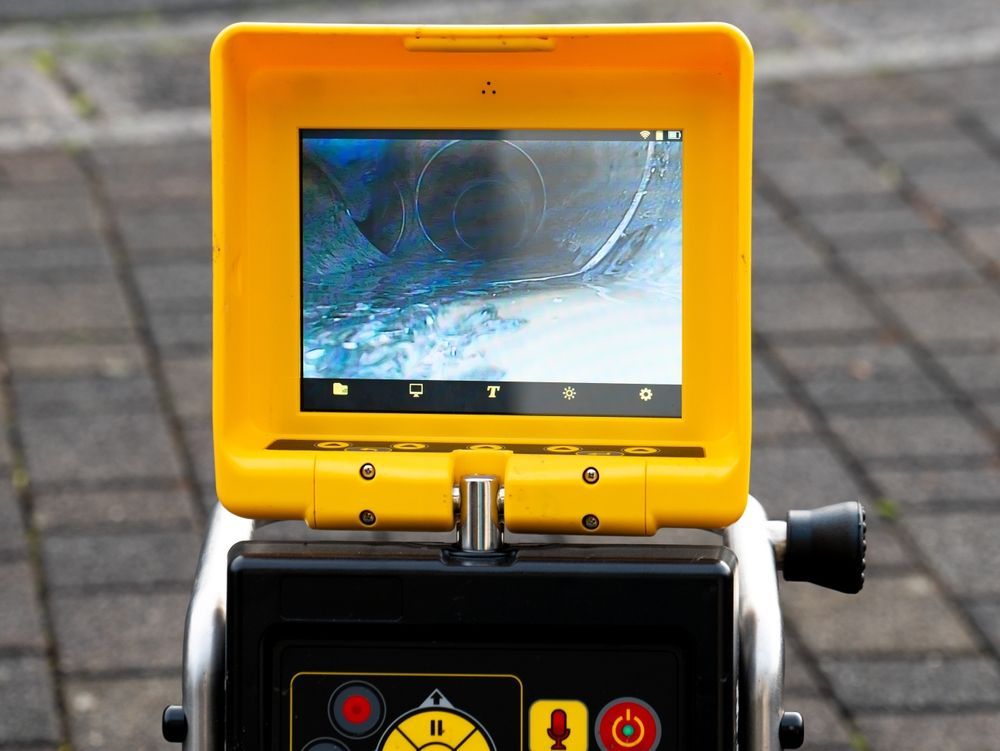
[[300, 129, 682, 417]]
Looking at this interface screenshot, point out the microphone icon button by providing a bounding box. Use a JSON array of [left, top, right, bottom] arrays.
[[547, 709, 571, 750], [529, 700, 588, 751]]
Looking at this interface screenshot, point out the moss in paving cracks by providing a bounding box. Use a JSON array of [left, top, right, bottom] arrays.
[[874, 497, 901, 521], [32, 48, 57, 77], [70, 92, 96, 119]]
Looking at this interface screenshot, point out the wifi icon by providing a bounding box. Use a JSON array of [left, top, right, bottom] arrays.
[[639, 130, 651, 140]]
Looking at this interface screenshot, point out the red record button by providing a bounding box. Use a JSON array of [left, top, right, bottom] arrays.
[[595, 698, 661, 751], [328, 681, 384, 738]]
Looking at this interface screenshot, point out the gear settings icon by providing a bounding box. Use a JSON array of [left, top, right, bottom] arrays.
[[639, 387, 653, 401]]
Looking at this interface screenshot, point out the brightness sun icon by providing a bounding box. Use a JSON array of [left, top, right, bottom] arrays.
[[562, 386, 577, 400], [639, 387, 653, 401]]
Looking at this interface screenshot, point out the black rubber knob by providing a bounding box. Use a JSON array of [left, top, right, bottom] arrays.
[[779, 711, 805, 749], [783, 501, 866, 594], [162, 704, 187, 743]]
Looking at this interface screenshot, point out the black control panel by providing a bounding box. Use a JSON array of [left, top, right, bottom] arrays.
[[227, 543, 736, 751]]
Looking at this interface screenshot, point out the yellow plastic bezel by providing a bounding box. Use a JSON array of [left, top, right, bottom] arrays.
[[211, 23, 753, 533]]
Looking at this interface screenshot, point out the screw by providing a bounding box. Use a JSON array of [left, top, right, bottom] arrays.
[[359, 463, 376, 480], [583, 467, 599, 484], [582, 514, 600, 530], [359, 509, 377, 526]]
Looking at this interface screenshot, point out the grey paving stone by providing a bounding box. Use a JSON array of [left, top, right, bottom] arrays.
[[0, 279, 133, 337], [12, 372, 159, 417], [773, 337, 917, 377], [904, 511, 1000, 596], [871, 465, 1000, 505], [0, 0, 236, 20], [753, 354, 788, 401], [147, 308, 211, 353], [42, 530, 198, 589], [836, 233, 980, 288], [0, 149, 85, 188], [93, 139, 210, 180], [773, 339, 948, 411], [754, 97, 841, 152], [753, 280, 881, 336], [66, 675, 180, 751], [909, 166, 1000, 214], [0, 60, 74, 123], [843, 101, 957, 132], [937, 349, 1000, 397], [62, 39, 211, 115], [968, 601, 1000, 656], [753, 402, 814, 442], [763, 156, 897, 205], [0, 242, 111, 279], [934, 63, 1000, 107], [784, 636, 823, 695], [752, 197, 787, 235], [0, 479, 27, 557], [882, 285, 1000, 347], [0, 194, 102, 248], [794, 74, 930, 109], [750, 439, 863, 519], [828, 409, 995, 461], [135, 260, 212, 308], [962, 222, 1000, 268], [5, 340, 145, 378], [859, 514, 917, 570], [116, 206, 211, 255], [20, 412, 182, 487], [0, 560, 45, 650], [51, 590, 188, 673], [754, 128, 846, 165], [821, 655, 1000, 712], [984, 400, 1000, 432], [32, 485, 194, 532], [783, 572, 977, 654], [807, 204, 935, 239], [753, 229, 829, 282], [181, 416, 214, 487], [162, 355, 210, 419], [0, 656, 60, 744], [103, 169, 212, 208], [856, 710, 1000, 751], [95, 141, 210, 205], [869, 128, 992, 175], [821, 0, 1000, 43]]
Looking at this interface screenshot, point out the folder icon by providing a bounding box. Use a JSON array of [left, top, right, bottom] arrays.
[[332, 382, 349, 396]]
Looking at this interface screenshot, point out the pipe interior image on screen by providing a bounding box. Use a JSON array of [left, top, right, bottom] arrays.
[[300, 129, 683, 417]]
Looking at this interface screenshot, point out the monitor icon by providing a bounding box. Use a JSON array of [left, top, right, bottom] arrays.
[[409, 383, 424, 398], [332, 382, 349, 396]]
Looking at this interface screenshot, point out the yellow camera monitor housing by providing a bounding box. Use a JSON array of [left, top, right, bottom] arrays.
[[211, 23, 753, 535]]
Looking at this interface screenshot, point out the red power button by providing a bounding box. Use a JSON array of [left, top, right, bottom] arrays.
[[595, 698, 661, 751]]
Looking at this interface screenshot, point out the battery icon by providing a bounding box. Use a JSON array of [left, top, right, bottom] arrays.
[[666, 130, 682, 141]]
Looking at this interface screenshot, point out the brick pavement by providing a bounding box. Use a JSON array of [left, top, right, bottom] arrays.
[[1, 2, 1000, 750]]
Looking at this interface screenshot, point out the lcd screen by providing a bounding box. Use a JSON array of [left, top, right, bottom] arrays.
[[300, 129, 682, 417]]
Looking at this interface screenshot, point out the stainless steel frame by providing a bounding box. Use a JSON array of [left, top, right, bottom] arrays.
[[179, 496, 785, 751], [723, 496, 785, 751], [181, 505, 255, 751]]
